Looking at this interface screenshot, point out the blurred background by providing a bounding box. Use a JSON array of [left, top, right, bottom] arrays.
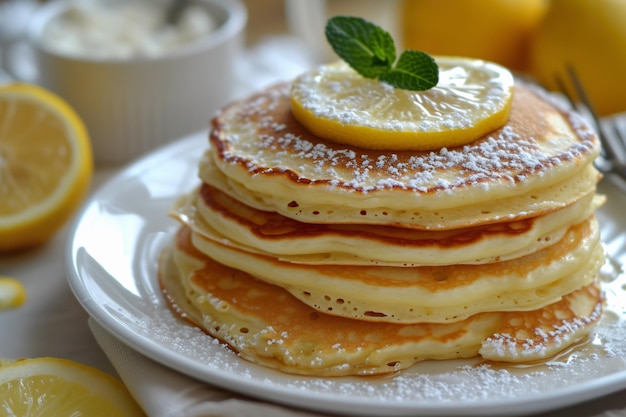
[[2, 0, 625, 139], [249, 0, 626, 119]]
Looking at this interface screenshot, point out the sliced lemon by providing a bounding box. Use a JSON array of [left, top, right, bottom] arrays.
[[0, 276, 26, 310], [0, 83, 93, 252], [0, 357, 18, 367], [290, 57, 514, 151], [0, 357, 145, 416]]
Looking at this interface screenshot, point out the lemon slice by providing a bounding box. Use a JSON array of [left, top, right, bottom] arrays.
[[0, 357, 17, 366], [0, 83, 93, 252], [0, 276, 26, 310], [290, 57, 514, 151], [0, 357, 145, 416]]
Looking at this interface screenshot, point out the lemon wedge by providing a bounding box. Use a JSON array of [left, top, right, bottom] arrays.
[[290, 57, 514, 151], [0, 276, 26, 310], [0, 83, 93, 252], [0, 357, 145, 416]]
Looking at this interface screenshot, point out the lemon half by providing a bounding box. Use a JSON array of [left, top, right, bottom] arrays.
[[0, 357, 145, 416], [290, 57, 514, 151], [0, 83, 93, 251]]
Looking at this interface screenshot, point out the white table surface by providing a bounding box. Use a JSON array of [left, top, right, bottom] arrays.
[[0, 168, 119, 376]]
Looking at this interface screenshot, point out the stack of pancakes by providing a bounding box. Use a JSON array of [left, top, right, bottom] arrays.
[[159, 76, 605, 376]]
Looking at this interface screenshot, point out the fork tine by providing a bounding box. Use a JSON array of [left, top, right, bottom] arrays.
[[563, 65, 626, 176], [553, 71, 577, 111], [600, 115, 626, 177], [555, 69, 612, 172], [564, 66, 612, 158]]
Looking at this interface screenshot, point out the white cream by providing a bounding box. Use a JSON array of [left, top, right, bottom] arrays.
[[42, 0, 218, 59]]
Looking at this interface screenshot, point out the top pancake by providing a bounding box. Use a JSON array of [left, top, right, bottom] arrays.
[[202, 81, 601, 230]]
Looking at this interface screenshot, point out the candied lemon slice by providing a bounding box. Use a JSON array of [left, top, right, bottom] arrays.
[[0, 83, 93, 251], [0, 276, 26, 310], [0, 357, 145, 416], [290, 57, 514, 150]]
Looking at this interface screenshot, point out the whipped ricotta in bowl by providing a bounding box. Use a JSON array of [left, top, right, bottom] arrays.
[[41, 0, 218, 59]]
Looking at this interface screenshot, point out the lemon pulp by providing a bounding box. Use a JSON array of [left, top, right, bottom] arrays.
[[0, 83, 93, 251], [0, 357, 145, 416], [290, 57, 514, 151]]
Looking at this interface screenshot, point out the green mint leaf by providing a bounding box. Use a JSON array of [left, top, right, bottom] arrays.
[[379, 50, 439, 91], [325, 16, 395, 78], [324, 16, 439, 91]]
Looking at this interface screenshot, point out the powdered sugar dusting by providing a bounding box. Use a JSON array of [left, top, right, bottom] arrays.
[[483, 302, 604, 360], [133, 217, 626, 410], [117, 262, 626, 411], [216, 82, 599, 194], [290, 60, 513, 131]]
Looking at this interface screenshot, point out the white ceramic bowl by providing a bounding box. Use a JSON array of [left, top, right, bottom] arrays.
[[24, 0, 247, 166]]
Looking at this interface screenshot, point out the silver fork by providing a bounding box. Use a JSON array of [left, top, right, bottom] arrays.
[[555, 66, 626, 178]]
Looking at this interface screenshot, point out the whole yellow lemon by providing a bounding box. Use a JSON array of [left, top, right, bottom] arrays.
[[530, 0, 626, 116], [401, 0, 547, 72]]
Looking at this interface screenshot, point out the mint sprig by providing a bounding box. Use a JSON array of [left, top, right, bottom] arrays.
[[325, 16, 439, 91]]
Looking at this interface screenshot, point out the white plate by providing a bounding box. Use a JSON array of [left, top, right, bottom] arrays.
[[66, 131, 626, 417]]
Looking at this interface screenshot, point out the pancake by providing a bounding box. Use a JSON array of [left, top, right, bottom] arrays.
[[159, 63, 605, 376], [181, 215, 603, 324], [159, 226, 603, 377], [202, 81, 600, 230], [171, 183, 603, 266]]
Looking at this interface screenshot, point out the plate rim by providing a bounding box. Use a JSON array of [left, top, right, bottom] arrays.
[[65, 131, 626, 417]]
